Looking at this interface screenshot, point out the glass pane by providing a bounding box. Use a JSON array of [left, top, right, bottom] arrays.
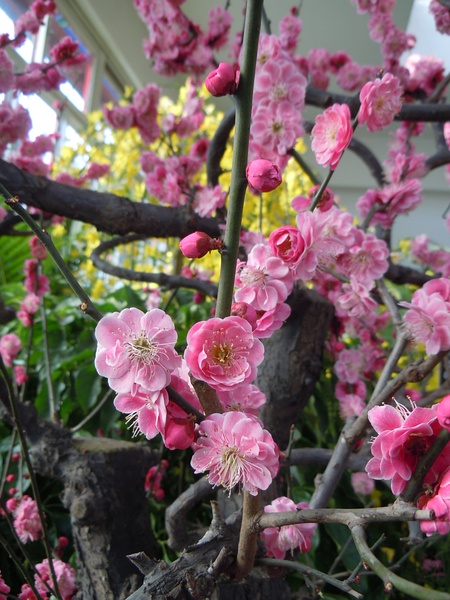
[[0, 0, 36, 62], [19, 93, 57, 147], [44, 12, 92, 113]]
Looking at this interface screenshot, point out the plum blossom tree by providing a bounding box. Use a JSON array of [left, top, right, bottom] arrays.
[[1, 1, 450, 599]]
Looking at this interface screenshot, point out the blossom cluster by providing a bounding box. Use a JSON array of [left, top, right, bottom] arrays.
[[366, 396, 450, 536]]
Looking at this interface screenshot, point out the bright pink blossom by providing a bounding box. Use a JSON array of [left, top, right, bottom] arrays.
[[191, 411, 279, 495], [145, 459, 169, 499], [358, 73, 403, 132], [366, 402, 450, 495], [269, 226, 306, 266], [205, 62, 239, 96], [261, 497, 317, 558], [179, 231, 223, 259], [235, 243, 294, 311], [311, 103, 353, 170], [436, 394, 450, 431], [252, 302, 292, 339], [0, 570, 10, 600], [418, 467, 450, 535], [14, 365, 29, 386], [246, 159, 282, 193], [95, 307, 181, 395], [430, 0, 450, 35], [184, 316, 264, 392], [0, 333, 22, 367], [6, 494, 42, 543]]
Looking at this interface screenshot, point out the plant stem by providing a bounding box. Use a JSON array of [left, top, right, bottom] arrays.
[[1, 185, 103, 323], [351, 523, 450, 600], [214, 0, 262, 319]]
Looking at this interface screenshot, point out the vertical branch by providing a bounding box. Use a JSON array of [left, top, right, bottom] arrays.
[[214, 0, 263, 320]]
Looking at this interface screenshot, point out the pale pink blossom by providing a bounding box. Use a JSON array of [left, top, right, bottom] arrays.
[[351, 472, 375, 496], [114, 386, 168, 439], [6, 494, 42, 543], [358, 73, 403, 132], [205, 6, 232, 49], [192, 184, 227, 217], [0, 333, 21, 366], [95, 307, 181, 395], [34, 559, 77, 599], [278, 13, 302, 53], [251, 101, 303, 155], [366, 402, 450, 495], [184, 316, 264, 392], [336, 230, 389, 283], [216, 383, 266, 417], [405, 54, 444, 96], [261, 497, 317, 558], [334, 348, 366, 384], [311, 103, 353, 170], [335, 60, 367, 92], [335, 379, 367, 402], [357, 179, 422, 228], [399, 278, 450, 355], [104, 104, 135, 130], [339, 393, 366, 420], [253, 59, 306, 108], [235, 243, 294, 311], [231, 302, 258, 329], [191, 411, 279, 495], [336, 278, 378, 318]]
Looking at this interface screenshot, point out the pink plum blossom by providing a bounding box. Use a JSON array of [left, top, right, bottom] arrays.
[[351, 472, 375, 496], [184, 316, 264, 392], [14, 365, 29, 386], [334, 348, 366, 385], [6, 494, 42, 543], [191, 411, 279, 495], [235, 243, 294, 311], [216, 383, 266, 417], [399, 278, 450, 355], [366, 402, 450, 495], [145, 459, 169, 499], [95, 307, 181, 395], [252, 302, 292, 339], [0, 333, 22, 367], [261, 497, 317, 558], [418, 467, 450, 535], [430, 0, 450, 35], [34, 559, 77, 599], [114, 386, 168, 440], [311, 103, 353, 170], [192, 184, 227, 217], [358, 72, 403, 132], [339, 393, 366, 420]]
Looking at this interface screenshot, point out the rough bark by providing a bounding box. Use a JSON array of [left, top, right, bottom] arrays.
[[13, 399, 160, 599], [257, 285, 334, 451], [0, 158, 221, 239]]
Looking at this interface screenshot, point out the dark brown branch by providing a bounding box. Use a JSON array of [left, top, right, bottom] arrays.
[[0, 159, 221, 239], [305, 84, 450, 122], [90, 235, 218, 297]]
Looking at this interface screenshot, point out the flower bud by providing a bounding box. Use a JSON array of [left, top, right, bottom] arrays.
[[205, 62, 239, 96], [179, 231, 222, 259], [246, 159, 282, 193]]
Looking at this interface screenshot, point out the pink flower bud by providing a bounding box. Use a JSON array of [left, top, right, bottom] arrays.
[[179, 231, 222, 259], [246, 159, 282, 193], [437, 394, 450, 431], [205, 62, 239, 96]]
